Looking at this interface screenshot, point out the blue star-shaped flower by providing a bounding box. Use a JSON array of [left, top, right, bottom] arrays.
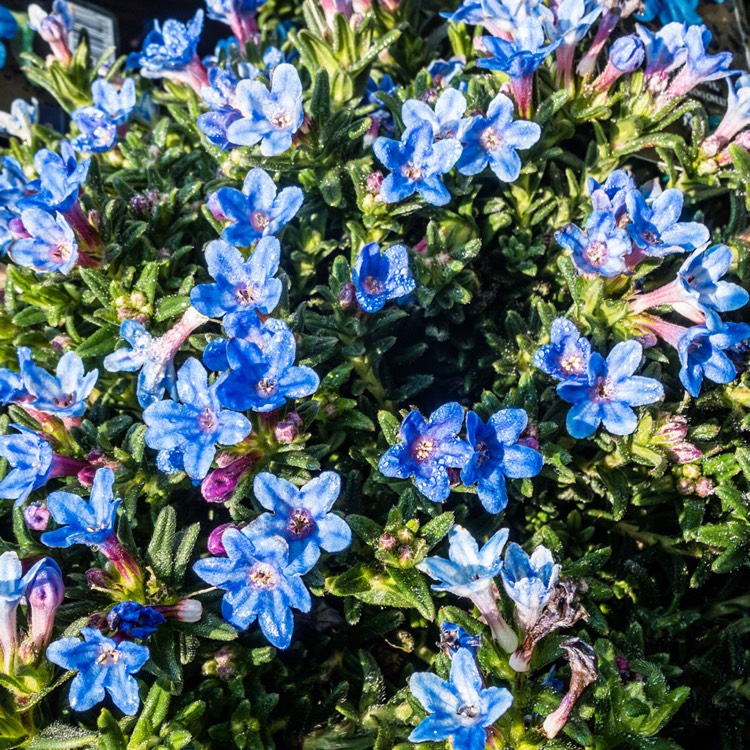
[[352, 242, 416, 313], [227, 63, 304, 156], [457, 93, 541, 182], [249, 471, 351, 564], [190, 238, 282, 320], [587, 169, 636, 220], [401, 88, 468, 140], [532, 318, 592, 382], [11, 209, 78, 274], [0, 426, 53, 507], [409, 647, 513, 749], [556, 340, 664, 439], [143, 358, 251, 481], [373, 122, 462, 207], [636, 22, 689, 86], [556, 210, 633, 277], [207, 168, 303, 247], [70, 107, 118, 154], [378, 402, 472, 503], [19, 141, 89, 214], [192, 529, 315, 648], [500, 542, 560, 630], [460, 409, 543, 514], [128, 11, 205, 77], [41, 467, 120, 548], [46, 627, 149, 715], [667, 24, 735, 98]]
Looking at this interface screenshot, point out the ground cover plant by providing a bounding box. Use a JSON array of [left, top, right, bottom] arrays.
[[0, 0, 750, 747]]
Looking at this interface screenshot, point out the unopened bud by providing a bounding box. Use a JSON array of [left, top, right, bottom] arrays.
[[25, 558, 65, 651], [207, 524, 240, 556], [339, 282, 357, 310], [24, 503, 50, 531], [366, 171, 383, 194], [201, 454, 254, 503], [275, 412, 302, 444], [694, 476, 715, 498], [154, 599, 203, 623]]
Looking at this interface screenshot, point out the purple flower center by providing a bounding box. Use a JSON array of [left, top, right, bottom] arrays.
[[270, 109, 293, 129], [248, 562, 278, 590], [286, 508, 316, 539], [52, 239, 74, 262], [96, 646, 121, 665], [235, 284, 257, 305], [594, 376, 616, 401], [401, 162, 424, 181], [480, 127, 503, 152], [362, 276, 384, 295], [641, 229, 660, 245], [198, 407, 219, 433], [583, 240, 608, 268], [411, 437, 436, 462], [250, 210, 270, 231], [257, 378, 278, 397], [54, 392, 75, 408]]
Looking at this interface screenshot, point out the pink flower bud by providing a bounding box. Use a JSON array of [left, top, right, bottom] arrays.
[[339, 282, 357, 310], [24, 503, 50, 531], [366, 171, 383, 194], [207, 524, 240, 556], [275, 412, 302, 444]]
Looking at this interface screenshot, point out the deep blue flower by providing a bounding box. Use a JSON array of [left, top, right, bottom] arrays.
[[128, 11, 205, 79], [107, 601, 166, 640], [0, 347, 29, 404], [500, 542, 560, 630], [373, 122, 462, 207], [41, 467, 120, 548], [197, 108, 243, 149], [409, 647, 513, 749], [678, 321, 750, 397], [626, 189, 709, 257], [352, 242, 416, 313], [227, 63, 304, 156], [190, 238, 282, 320], [587, 169, 635, 220], [439, 621, 482, 657], [0, 427, 53, 507], [667, 24, 735, 98], [20, 141, 90, 214], [460, 410, 543, 514], [11, 209, 78, 274], [556, 340, 664, 439], [636, 0, 703, 26], [216, 327, 319, 413], [378, 402, 472, 503], [91, 78, 137, 126], [192, 528, 315, 648], [457, 93, 541, 182], [46, 627, 149, 715], [0, 155, 28, 210], [532, 318, 592, 382], [556, 210, 632, 277], [0, 6, 18, 70], [636, 22, 689, 87], [70, 107, 118, 153], [207, 168, 303, 247], [249, 471, 351, 564], [401, 89, 468, 140], [202, 313, 287, 372], [20, 348, 98, 417], [143, 358, 251, 481]]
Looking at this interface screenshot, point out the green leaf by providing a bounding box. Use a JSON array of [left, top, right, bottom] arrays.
[[388, 567, 435, 620], [420, 512, 454, 549], [127, 680, 172, 749], [97, 709, 127, 750], [147, 506, 176, 582], [377, 411, 401, 445]]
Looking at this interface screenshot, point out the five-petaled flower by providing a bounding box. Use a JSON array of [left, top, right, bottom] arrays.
[[0, 427, 53, 507], [19, 141, 89, 214], [11, 209, 78, 274], [46, 627, 149, 714], [557, 210, 632, 277], [401, 88, 468, 141], [409, 647, 513, 749], [378, 402, 472, 503], [532, 318, 592, 382], [460, 409, 544, 514], [250, 471, 352, 564], [352, 242, 416, 313], [193, 528, 315, 648], [143, 358, 251, 481]]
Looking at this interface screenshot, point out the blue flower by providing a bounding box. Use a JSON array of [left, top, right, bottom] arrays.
[[0, 156, 29, 210], [70, 107, 118, 153], [128, 11, 205, 79], [460, 410, 543, 514], [227, 63, 304, 156], [704, 74, 750, 153], [427, 57, 465, 88], [556, 210, 632, 277], [192, 528, 315, 648], [457, 93, 541, 182], [676, 244, 749, 315], [378, 402, 472, 503], [352, 242, 416, 313], [107, 601, 166, 640], [20, 349, 98, 417], [0, 427, 53, 506], [441, 0, 552, 38], [401, 88, 468, 140], [556, 340, 664, 439], [607, 34, 646, 75], [249, 471, 352, 564], [190, 238, 282, 319], [532, 318, 592, 382], [197, 108, 243, 149], [10, 209, 78, 274], [637, 0, 703, 25], [409, 647, 513, 749], [216, 328, 319, 412], [678, 321, 750, 397], [0, 98, 38, 143], [545, 0, 602, 48], [91, 78, 137, 126], [0, 347, 29, 404], [636, 22, 689, 87], [143, 358, 251, 481], [20, 142, 89, 214], [46, 627, 149, 715], [373, 122, 462, 207], [207, 168, 303, 247], [205, 0, 263, 47], [587, 169, 636, 220], [667, 24, 735, 98], [626, 189, 709, 257], [439, 621, 482, 657], [0, 6, 18, 70], [500, 542, 560, 630], [202, 313, 287, 372], [41, 467, 120, 548], [418, 526, 508, 599]]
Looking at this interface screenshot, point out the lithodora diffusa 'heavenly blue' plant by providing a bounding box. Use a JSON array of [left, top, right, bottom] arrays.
[[3, 0, 750, 747]]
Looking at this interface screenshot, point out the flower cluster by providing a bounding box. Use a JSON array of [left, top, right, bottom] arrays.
[[71, 78, 137, 154]]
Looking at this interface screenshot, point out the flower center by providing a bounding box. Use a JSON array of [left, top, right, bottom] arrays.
[[595, 376, 615, 401], [248, 562, 278, 590], [52, 239, 74, 262], [286, 508, 316, 539], [257, 378, 278, 397], [480, 126, 502, 152], [642, 230, 660, 245], [270, 110, 292, 129], [362, 276, 384, 295], [250, 210, 270, 231], [54, 392, 75, 408], [401, 162, 424, 181], [412, 438, 436, 462], [96, 646, 121, 665], [584, 240, 608, 267], [197, 407, 219, 433], [235, 285, 257, 305], [456, 703, 480, 724], [560, 353, 584, 375]]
